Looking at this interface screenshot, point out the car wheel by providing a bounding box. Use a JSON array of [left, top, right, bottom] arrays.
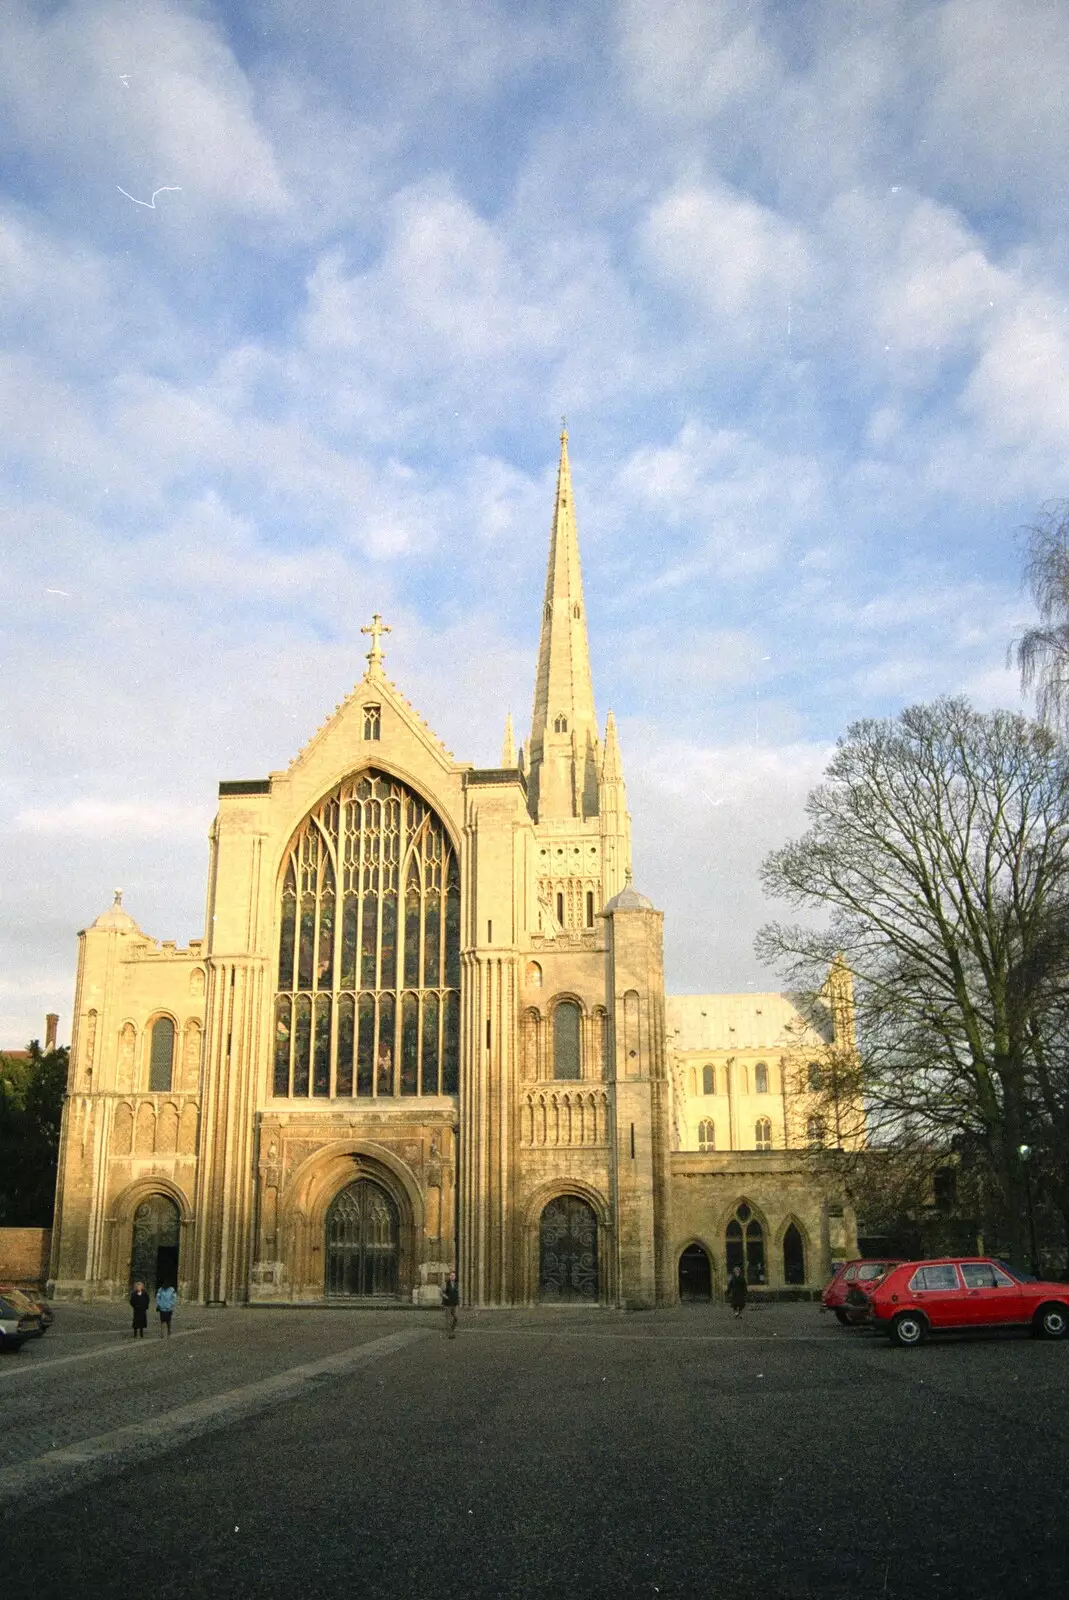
[[890, 1312, 926, 1347], [834, 1308, 850, 1325], [1034, 1303, 1069, 1340]]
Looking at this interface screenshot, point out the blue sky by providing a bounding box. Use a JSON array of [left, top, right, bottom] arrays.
[[4, 0, 1069, 1044]]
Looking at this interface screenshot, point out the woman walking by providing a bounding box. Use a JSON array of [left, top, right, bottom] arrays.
[[726, 1265, 748, 1320]]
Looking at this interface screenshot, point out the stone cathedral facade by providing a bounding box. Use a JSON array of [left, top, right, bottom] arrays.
[[50, 435, 860, 1309]]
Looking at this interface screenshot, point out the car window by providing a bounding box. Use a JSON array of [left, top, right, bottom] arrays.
[[844, 1266, 858, 1281], [996, 1260, 1035, 1283], [961, 1263, 1003, 1288], [909, 1264, 961, 1292]]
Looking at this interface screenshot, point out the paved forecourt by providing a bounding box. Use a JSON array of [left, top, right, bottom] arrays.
[[3, 1301, 1068, 1598]]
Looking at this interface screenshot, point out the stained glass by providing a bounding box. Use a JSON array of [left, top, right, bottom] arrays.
[[377, 994, 395, 1095], [553, 1002, 581, 1080], [421, 993, 439, 1094], [401, 992, 418, 1095], [293, 995, 311, 1096], [313, 995, 331, 1096], [443, 991, 459, 1093], [149, 1018, 175, 1092], [274, 770, 461, 1099], [273, 996, 291, 1096], [336, 994, 354, 1097], [356, 994, 374, 1096]]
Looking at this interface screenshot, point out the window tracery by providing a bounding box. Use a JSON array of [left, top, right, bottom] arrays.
[[755, 1116, 772, 1151], [274, 769, 460, 1099], [698, 1118, 715, 1152]]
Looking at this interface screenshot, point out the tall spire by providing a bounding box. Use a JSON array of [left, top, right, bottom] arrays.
[[528, 428, 600, 819]]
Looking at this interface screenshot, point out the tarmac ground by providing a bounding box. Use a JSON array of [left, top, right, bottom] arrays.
[[2, 1298, 1067, 1598]]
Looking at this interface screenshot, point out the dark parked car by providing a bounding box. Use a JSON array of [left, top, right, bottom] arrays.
[[0, 1293, 41, 1351], [0, 1286, 52, 1335], [864, 1257, 1069, 1346]]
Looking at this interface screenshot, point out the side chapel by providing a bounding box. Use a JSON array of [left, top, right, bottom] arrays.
[[50, 433, 860, 1308]]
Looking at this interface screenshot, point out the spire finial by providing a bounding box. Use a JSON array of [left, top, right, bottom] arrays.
[[113, 888, 124, 907], [561, 413, 568, 441], [361, 612, 392, 672]]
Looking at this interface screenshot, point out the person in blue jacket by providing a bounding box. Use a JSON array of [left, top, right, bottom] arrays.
[[155, 1283, 177, 1337]]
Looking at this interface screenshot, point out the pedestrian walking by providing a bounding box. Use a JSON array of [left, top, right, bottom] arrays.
[[156, 1283, 177, 1337], [129, 1280, 149, 1338], [441, 1270, 459, 1339], [727, 1264, 748, 1320]]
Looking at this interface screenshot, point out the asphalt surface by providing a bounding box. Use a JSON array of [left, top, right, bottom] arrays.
[[2, 1300, 1068, 1598]]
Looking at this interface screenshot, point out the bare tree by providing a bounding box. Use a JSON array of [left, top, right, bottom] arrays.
[[757, 697, 1069, 1272], [1012, 502, 1069, 731]]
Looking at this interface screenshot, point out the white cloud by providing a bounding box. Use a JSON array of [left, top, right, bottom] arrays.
[[1, 0, 289, 224]]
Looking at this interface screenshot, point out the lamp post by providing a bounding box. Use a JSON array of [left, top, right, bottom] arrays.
[[1018, 1144, 1040, 1278]]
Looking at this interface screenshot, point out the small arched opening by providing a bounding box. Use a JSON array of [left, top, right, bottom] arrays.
[[678, 1243, 712, 1301], [783, 1222, 807, 1285]]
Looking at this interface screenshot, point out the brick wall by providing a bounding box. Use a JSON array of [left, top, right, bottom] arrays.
[[0, 1227, 52, 1285]]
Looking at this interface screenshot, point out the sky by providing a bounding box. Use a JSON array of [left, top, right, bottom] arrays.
[[3, 0, 1069, 1046]]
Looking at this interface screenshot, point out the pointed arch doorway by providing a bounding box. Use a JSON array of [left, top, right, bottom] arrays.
[[678, 1243, 712, 1301], [326, 1179, 399, 1297]]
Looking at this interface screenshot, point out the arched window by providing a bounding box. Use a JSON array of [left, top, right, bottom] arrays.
[[702, 1064, 715, 1095], [553, 1000, 582, 1080], [725, 1200, 765, 1285], [807, 1116, 826, 1149], [148, 1018, 175, 1092], [698, 1118, 715, 1152], [754, 1061, 768, 1094], [783, 1222, 806, 1285], [554, 713, 569, 733], [274, 769, 460, 1100], [808, 1060, 823, 1091], [755, 1116, 772, 1151]]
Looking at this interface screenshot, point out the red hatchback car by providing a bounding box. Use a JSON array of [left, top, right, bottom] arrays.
[[822, 1259, 903, 1324], [863, 1257, 1069, 1347]]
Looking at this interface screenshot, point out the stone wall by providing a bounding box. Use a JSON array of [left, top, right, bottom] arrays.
[[0, 1227, 52, 1285]]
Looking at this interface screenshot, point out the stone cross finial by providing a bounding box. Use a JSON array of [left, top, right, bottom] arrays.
[[361, 613, 392, 671], [113, 888, 124, 907]]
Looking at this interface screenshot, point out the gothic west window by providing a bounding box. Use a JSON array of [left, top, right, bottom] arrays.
[[553, 1000, 582, 1080], [754, 1116, 772, 1151], [698, 1118, 715, 1152], [726, 1201, 765, 1285], [554, 713, 568, 733], [363, 705, 381, 740], [148, 1017, 175, 1092], [274, 769, 460, 1099]]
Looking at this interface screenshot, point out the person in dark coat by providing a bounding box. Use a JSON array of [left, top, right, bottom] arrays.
[[129, 1280, 150, 1338], [441, 1270, 460, 1339], [726, 1265, 748, 1319]]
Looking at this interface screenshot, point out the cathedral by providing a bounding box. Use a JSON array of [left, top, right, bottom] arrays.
[[49, 433, 860, 1309]]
